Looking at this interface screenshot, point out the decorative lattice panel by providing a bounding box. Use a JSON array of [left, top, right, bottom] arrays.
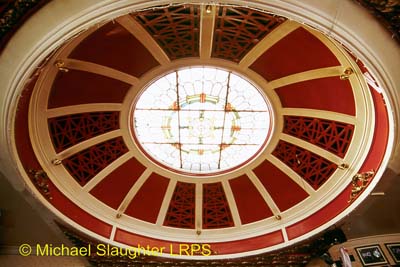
[[272, 140, 337, 190], [164, 182, 196, 229], [283, 116, 354, 158], [134, 5, 200, 60], [212, 6, 286, 62], [48, 112, 120, 153], [63, 137, 128, 186], [203, 182, 234, 229]]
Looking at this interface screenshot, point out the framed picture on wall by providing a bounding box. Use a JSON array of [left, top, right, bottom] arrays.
[[356, 245, 388, 266], [386, 243, 400, 263]]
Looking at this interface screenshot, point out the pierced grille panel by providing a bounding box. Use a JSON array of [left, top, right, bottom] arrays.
[[133, 5, 200, 60], [48, 112, 120, 153], [164, 182, 196, 229], [212, 6, 286, 62], [272, 140, 337, 190], [63, 137, 128, 186], [283, 116, 354, 158], [203, 182, 234, 229]]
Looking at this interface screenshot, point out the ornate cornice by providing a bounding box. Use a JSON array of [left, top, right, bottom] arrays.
[[0, 0, 49, 52], [354, 0, 400, 43]]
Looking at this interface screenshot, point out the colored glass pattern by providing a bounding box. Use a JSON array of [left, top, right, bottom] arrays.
[[134, 67, 271, 174]]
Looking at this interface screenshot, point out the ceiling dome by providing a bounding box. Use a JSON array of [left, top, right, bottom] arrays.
[[6, 1, 393, 260]]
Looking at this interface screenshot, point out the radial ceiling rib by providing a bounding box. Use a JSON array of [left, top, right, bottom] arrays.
[[364, 72, 383, 92], [47, 103, 122, 118], [62, 58, 139, 85], [268, 66, 343, 89], [56, 130, 122, 160], [82, 151, 134, 192], [115, 15, 170, 65], [239, 20, 299, 69], [156, 180, 177, 226], [247, 171, 281, 216], [266, 154, 316, 195], [281, 108, 356, 124], [195, 183, 203, 230], [199, 4, 216, 59], [221, 180, 241, 227], [116, 168, 153, 215], [282, 228, 289, 242], [109, 226, 117, 241], [280, 133, 343, 165]]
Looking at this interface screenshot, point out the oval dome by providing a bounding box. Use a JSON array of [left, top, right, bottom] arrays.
[[5, 1, 394, 260]]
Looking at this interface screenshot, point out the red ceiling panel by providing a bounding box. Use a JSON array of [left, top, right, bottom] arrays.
[[114, 228, 284, 255], [48, 111, 120, 153], [253, 160, 309, 212], [69, 22, 159, 77], [164, 182, 196, 229], [50, 185, 113, 238], [229, 175, 273, 224], [283, 116, 355, 158], [133, 6, 200, 60], [90, 157, 146, 210], [250, 27, 340, 81], [272, 140, 337, 190], [203, 182, 234, 229], [48, 70, 131, 108], [275, 77, 356, 116], [62, 137, 129, 186], [15, 76, 42, 170], [358, 88, 389, 172], [114, 228, 180, 254], [212, 6, 286, 62], [209, 230, 284, 254], [286, 184, 351, 240], [124, 173, 169, 223], [343, 87, 389, 203]]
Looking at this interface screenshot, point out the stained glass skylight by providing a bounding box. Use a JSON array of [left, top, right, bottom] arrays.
[[133, 67, 272, 174]]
